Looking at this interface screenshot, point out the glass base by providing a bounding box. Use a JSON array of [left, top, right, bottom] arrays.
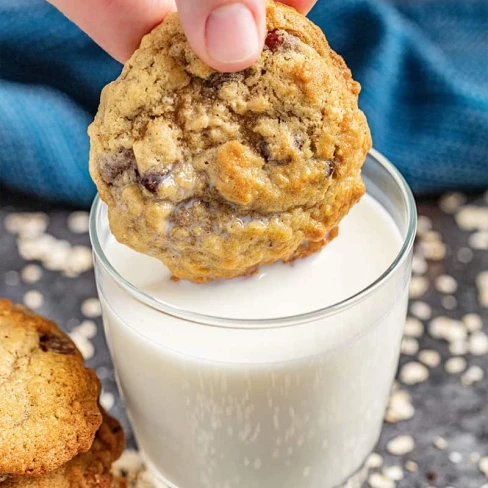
[[142, 452, 369, 488]]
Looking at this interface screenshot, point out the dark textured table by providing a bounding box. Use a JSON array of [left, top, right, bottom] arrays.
[[1, 188, 487, 488]]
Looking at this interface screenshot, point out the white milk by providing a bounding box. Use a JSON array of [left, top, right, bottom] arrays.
[[96, 194, 410, 488]]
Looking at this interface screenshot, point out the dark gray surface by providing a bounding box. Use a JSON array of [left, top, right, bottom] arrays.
[[1, 189, 487, 488]]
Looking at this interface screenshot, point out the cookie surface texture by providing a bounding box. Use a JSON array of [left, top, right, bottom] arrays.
[[0, 300, 102, 477], [1, 411, 126, 488], [89, 0, 372, 282]]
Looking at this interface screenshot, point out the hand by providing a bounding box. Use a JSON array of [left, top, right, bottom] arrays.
[[48, 0, 318, 72]]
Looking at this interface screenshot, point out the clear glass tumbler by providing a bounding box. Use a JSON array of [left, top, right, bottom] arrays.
[[90, 149, 416, 488]]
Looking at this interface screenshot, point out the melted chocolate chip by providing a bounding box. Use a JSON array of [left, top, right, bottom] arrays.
[[201, 72, 243, 98], [325, 160, 334, 177], [98, 148, 136, 184], [39, 333, 77, 355], [257, 139, 272, 162], [140, 169, 171, 194]]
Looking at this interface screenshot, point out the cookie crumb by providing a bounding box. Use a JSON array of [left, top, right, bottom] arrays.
[[469, 331, 488, 356], [435, 275, 457, 294], [382, 465, 403, 481], [405, 460, 418, 472], [439, 192, 466, 213]]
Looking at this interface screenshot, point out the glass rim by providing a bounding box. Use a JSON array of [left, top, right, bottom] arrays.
[[89, 148, 417, 329]]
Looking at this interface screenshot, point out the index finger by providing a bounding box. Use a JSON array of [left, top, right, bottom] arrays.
[[47, 0, 176, 63]]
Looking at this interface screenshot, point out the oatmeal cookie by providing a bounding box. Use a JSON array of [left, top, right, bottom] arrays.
[[0, 300, 102, 477], [1, 410, 126, 488], [89, 0, 371, 282]]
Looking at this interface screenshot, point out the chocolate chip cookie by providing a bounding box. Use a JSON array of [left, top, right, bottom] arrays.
[[0, 300, 102, 477], [89, 0, 371, 282], [1, 410, 126, 488]]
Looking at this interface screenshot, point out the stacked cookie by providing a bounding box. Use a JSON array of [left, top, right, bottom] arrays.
[[0, 299, 126, 487]]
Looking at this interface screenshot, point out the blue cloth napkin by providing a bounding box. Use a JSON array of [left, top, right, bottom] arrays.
[[1, 0, 487, 207]]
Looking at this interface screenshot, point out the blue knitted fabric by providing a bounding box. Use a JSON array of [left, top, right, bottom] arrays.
[[1, 0, 487, 207]]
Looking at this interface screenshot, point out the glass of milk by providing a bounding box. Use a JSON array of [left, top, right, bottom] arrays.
[[90, 149, 416, 488]]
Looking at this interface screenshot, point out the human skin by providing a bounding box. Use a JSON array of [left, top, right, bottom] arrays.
[[47, 0, 318, 72]]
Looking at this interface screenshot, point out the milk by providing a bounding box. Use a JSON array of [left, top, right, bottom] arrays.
[[95, 193, 411, 488]]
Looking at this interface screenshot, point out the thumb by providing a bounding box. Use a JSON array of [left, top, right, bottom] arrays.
[[175, 0, 266, 72]]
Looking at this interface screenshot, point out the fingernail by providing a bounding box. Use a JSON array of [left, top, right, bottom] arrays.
[[206, 3, 260, 65]]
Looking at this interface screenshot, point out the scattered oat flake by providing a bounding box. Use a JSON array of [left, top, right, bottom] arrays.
[[449, 451, 462, 464], [17, 233, 93, 277], [100, 391, 115, 411], [412, 254, 428, 275], [69, 331, 95, 359], [368, 472, 395, 488], [455, 206, 488, 231], [416, 215, 432, 235], [4, 270, 20, 286], [461, 366, 484, 386], [405, 460, 418, 472], [4, 212, 49, 237], [67, 211, 90, 234], [445, 357, 467, 374], [367, 453, 383, 469], [433, 437, 448, 450], [429, 316, 467, 343], [409, 276, 428, 298], [385, 390, 415, 423], [439, 192, 466, 213], [469, 231, 488, 250], [21, 264, 42, 284], [418, 350, 441, 368], [435, 275, 458, 294], [480, 457, 488, 476], [441, 295, 458, 310], [400, 362, 429, 385], [387, 435, 415, 456], [419, 240, 447, 260], [23, 290, 44, 309], [401, 338, 419, 356], [449, 340, 468, 355], [404, 317, 424, 338], [463, 313, 483, 332], [469, 331, 488, 356], [470, 452, 481, 463], [81, 298, 102, 318], [457, 247, 473, 263], [382, 465, 403, 481], [477, 271, 488, 307], [410, 301, 432, 320]]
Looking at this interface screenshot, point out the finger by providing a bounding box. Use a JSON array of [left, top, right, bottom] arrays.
[[176, 0, 266, 73], [278, 0, 318, 14], [47, 0, 176, 63]]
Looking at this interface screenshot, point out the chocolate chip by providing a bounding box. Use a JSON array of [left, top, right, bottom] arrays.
[[265, 30, 283, 52], [201, 72, 243, 98], [325, 160, 334, 177], [139, 169, 171, 194], [98, 148, 135, 184], [426, 472, 438, 481], [257, 139, 272, 162], [39, 333, 77, 355]]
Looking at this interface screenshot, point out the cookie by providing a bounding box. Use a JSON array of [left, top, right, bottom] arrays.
[[1, 411, 126, 488], [89, 0, 371, 283], [0, 300, 102, 477]]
